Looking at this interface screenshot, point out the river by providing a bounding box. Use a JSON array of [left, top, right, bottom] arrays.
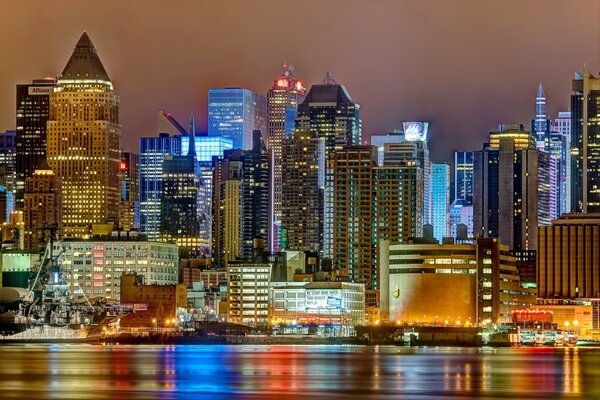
[[0, 345, 597, 399]]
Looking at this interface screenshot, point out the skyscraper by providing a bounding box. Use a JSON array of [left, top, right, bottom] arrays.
[[431, 163, 450, 242], [23, 165, 62, 251], [46, 32, 120, 238], [139, 126, 183, 240], [281, 131, 324, 253], [0, 130, 16, 221], [119, 152, 139, 231], [553, 111, 572, 213], [159, 118, 202, 254], [532, 83, 550, 150], [213, 131, 271, 266], [208, 88, 267, 150], [266, 65, 306, 252], [370, 131, 405, 165], [571, 69, 600, 213], [474, 125, 557, 251], [333, 146, 422, 307], [15, 78, 56, 211], [296, 72, 362, 258], [454, 151, 474, 205]]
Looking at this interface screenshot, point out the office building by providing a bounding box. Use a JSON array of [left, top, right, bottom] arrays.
[[431, 163, 450, 242], [52, 234, 179, 301], [538, 214, 600, 299], [23, 166, 62, 251], [474, 124, 557, 250], [213, 131, 271, 265], [280, 131, 325, 253], [0, 130, 16, 221], [532, 83, 550, 150], [454, 151, 474, 205], [370, 131, 405, 165], [119, 152, 139, 232], [208, 88, 267, 150], [380, 238, 536, 325], [296, 72, 362, 258], [333, 146, 423, 306], [267, 65, 306, 251], [139, 112, 184, 240], [553, 111, 572, 213], [46, 32, 121, 238], [449, 199, 473, 239], [270, 281, 365, 335], [15, 78, 56, 211], [227, 261, 272, 326], [571, 69, 600, 213], [159, 118, 203, 254]]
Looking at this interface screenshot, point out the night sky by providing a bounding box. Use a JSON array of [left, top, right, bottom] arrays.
[[1, 0, 599, 162]]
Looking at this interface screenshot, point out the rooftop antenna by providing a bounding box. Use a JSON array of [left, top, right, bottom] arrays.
[[322, 71, 337, 85]]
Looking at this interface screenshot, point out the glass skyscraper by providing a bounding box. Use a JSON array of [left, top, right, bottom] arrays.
[[208, 88, 267, 150], [454, 151, 474, 205], [431, 163, 450, 242]]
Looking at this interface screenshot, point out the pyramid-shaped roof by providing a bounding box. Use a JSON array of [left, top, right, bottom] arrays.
[[60, 32, 110, 81]]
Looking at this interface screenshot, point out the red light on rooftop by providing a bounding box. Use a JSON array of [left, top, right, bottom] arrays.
[[295, 80, 305, 92], [276, 79, 289, 88], [120, 161, 127, 172]]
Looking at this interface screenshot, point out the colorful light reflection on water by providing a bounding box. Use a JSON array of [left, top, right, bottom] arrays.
[[0, 345, 598, 399]]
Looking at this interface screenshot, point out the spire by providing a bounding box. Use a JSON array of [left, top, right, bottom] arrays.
[[537, 82, 545, 99], [321, 71, 337, 85], [60, 31, 110, 81], [188, 114, 196, 158]]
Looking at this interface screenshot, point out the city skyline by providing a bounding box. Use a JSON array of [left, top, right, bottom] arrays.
[[1, 1, 599, 163]]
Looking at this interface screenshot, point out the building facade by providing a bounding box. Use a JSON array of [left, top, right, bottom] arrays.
[[431, 163, 450, 242], [538, 214, 600, 299], [208, 88, 267, 150], [227, 262, 272, 326], [280, 131, 325, 253], [571, 69, 600, 213], [454, 151, 474, 205], [266, 66, 306, 252], [15, 78, 56, 211], [119, 152, 139, 231], [296, 73, 362, 258], [46, 32, 121, 238], [53, 236, 179, 301], [0, 130, 16, 222], [23, 167, 62, 251], [380, 238, 536, 325]]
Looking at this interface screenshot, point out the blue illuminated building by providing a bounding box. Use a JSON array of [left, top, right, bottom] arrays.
[[208, 88, 267, 150], [431, 163, 450, 242]]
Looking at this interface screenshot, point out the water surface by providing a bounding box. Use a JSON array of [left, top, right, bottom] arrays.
[[0, 345, 597, 399]]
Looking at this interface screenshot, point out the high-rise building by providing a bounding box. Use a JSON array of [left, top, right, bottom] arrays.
[[571, 69, 600, 213], [23, 165, 62, 251], [370, 131, 405, 165], [46, 32, 121, 238], [431, 163, 450, 242], [119, 152, 139, 231], [280, 131, 324, 253], [0, 130, 16, 221], [474, 125, 557, 251], [547, 130, 569, 216], [454, 151, 474, 205], [159, 119, 203, 255], [139, 112, 185, 240], [181, 134, 233, 256], [538, 214, 600, 299], [532, 83, 550, 150], [449, 199, 473, 238], [332, 146, 422, 306], [553, 111, 572, 213], [207, 88, 267, 150], [266, 65, 306, 252], [15, 78, 56, 211], [213, 131, 271, 266], [296, 72, 362, 258]]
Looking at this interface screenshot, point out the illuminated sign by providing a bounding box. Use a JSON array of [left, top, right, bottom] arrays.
[[402, 122, 429, 142], [28, 86, 53, 95], [120, 161, 127, 172], [276, 79, 289, 88], [326, 296, 342, 308], [295, 81, 305, 93]]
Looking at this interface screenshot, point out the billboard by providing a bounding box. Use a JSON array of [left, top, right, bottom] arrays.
[[326, 296, 342, 308], [402, 122, 429, 142]]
